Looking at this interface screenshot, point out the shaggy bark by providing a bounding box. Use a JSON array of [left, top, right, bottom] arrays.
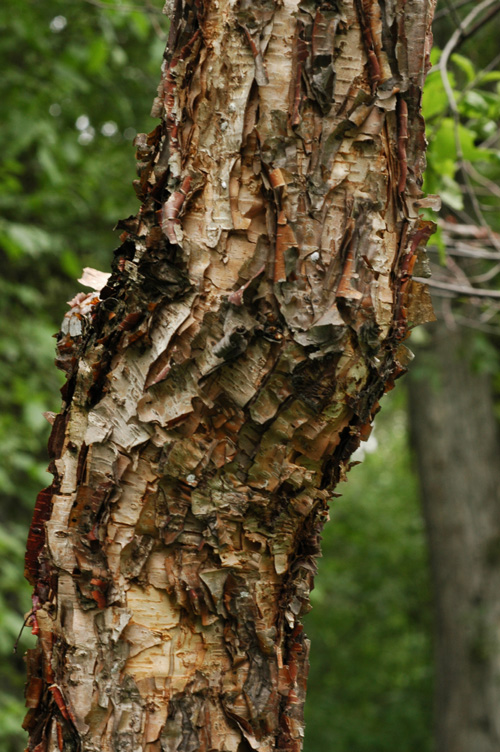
[[24, 1, 435, 750], [409, 314, 500, 752]]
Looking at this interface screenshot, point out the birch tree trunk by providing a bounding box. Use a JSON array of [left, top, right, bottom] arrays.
[[24, 1, 436, 750]]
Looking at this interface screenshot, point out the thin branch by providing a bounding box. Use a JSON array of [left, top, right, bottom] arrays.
[[461, 168, 500, 251], [446, 254, 475, 289], [459, 51, 500, 100], [440, 221, 498, 240], [420, 288, 457, 299], [435, 0, 475, 21], [479, 302, 500, 322], [439, 0, 500, 116], [452, 205, 479, 226], [461, 2, 500, 42], [456, 185, 500, 197], [479, 204, 500, 212], [428, 245, 500, 261], [438, 2, 500, 254], [480, 131, 500, 149], [470, 263, 500, 284], [414, 277, 500, 299], [145, 0, 168, 39], [464, 162, 500, 200], [453, 314, 500, 334], [442, 0, 463, 28], [442, 295, 459, 330], [13, 612, 34, 654]]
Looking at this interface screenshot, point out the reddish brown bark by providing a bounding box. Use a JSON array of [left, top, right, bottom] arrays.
[[24, 1, 435, 750]]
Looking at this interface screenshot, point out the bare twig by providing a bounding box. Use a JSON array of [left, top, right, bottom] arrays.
[[438, 3, 500, 254], [442, 0, 463, 28], [414, 277, 500, 299], [453, 314, 500, 334], [479, 302, 500, 323], [470, 263, 500, 284], [429, 2, 500, 326], [460, 51, 500, 99], [464, 162, 500, 200], [440, 221, 499, 240], [435, 0, 474, 21], [442, 295, 458, 329], [439, 0, 500, 115], [446, 254, 474, 288], [429, 244, 500, 261], [145, 0, 168, 39], [480, 131, 500, 149], [461, 2, 500, 42]]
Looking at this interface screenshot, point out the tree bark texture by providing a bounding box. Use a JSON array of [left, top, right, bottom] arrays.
[[409, 314, 500, 752], [24, 1, 435, 750]]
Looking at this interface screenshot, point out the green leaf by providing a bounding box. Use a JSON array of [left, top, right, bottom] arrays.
[[60, 249, 82, 278], [432, 222, 446, 264], [86, 36, 109, 74], [0, 221, 53, 258], [422, 70, 453, 121], [439, 174, 464, 211], [429, 47, 442, 66], [451, 52, 476, 83], [458, 122, 487, 162], [477, 71, 500, 85], [38, 146, 63, 185], [429, 118, 457, 166], [129, 10, 150, 40], [459, 90, 490, 118]]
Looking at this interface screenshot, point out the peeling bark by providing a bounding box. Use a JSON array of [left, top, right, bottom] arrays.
[[24, 1, 436, 750]]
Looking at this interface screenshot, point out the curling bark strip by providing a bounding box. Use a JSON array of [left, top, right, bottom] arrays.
[[24, 1, 436, 750]]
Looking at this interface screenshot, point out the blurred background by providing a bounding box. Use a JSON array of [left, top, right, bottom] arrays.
[[1, 1, 499, 750]]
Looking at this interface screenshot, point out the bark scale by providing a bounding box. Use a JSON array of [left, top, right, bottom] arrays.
[[409, 313, 500, 752], [24, 1, 435, 750]]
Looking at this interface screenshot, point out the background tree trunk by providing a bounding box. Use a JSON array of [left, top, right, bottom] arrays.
[[409, 311, 500, 752], [24, 1, 435, 750]]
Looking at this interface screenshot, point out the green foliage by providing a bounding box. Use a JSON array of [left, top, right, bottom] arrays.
[[0, 527, 36, 746], [1, 2, 495, 751], [0, 2, 165, 749], [424, 47, 500, 229], [304, 391, 433, 752]]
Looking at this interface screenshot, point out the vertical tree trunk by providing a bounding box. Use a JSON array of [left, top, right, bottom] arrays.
[[409, 314, 500, 752], [24, 2, 435, 750]]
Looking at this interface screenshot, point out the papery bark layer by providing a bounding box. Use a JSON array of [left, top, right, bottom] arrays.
[[24, 1, 436, 750]]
